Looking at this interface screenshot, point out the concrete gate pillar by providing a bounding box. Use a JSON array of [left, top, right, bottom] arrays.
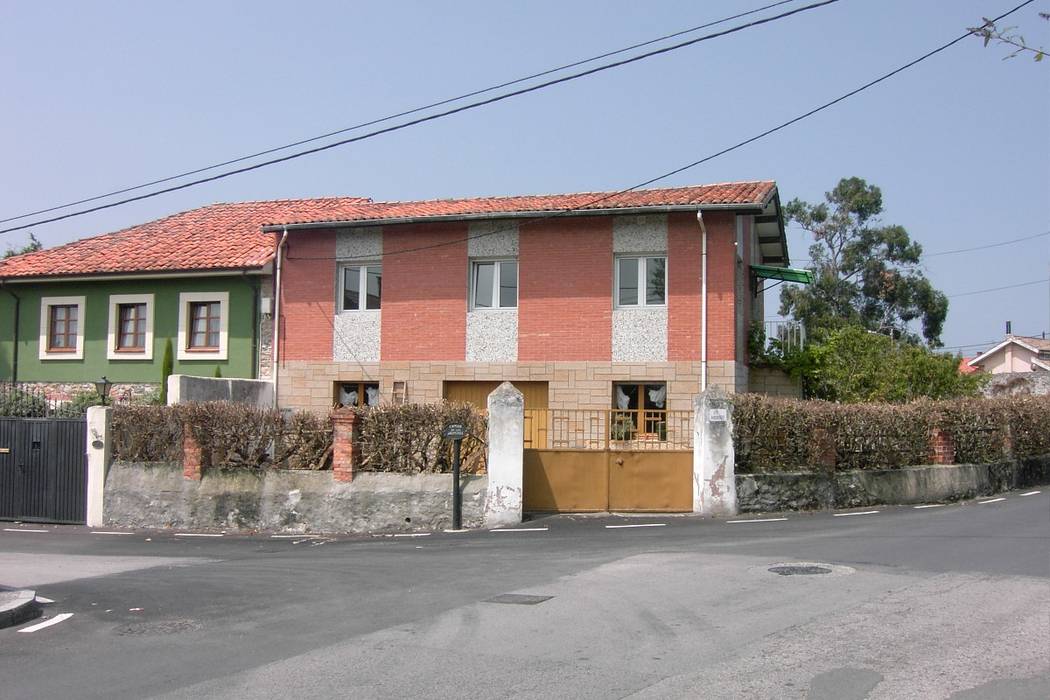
[[485, 382, 524, 528], [85, 405, 112, 527], [693, 386, 737, 516]]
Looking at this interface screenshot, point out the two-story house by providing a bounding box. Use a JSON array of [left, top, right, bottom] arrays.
[[267, 181, 792, 417]]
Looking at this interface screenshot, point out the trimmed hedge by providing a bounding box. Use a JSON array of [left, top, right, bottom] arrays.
[[354, 402, 487, 474], [732, 394, 1050, 474], [112, 403, 332, 470]]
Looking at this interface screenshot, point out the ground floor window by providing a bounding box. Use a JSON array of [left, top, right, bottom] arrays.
[[611, 382, 667, 440], [336, 382, 381, 408]]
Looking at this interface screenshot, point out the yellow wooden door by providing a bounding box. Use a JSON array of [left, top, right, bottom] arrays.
[[444, 381, 549, 447]]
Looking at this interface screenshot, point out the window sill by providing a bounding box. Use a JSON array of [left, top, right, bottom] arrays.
[[468, 307, 517, 312]]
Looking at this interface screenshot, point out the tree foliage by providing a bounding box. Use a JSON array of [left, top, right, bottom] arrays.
[[804, 326, 985, 403], [3, 233, 41, 258], [780, 177, 948, 346], [969, 13, 1048, 62]]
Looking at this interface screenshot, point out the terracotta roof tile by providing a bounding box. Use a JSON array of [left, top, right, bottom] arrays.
[[265, 181, 777, 226], [0, 197, 371, 279], [0, 181, 776, 279]]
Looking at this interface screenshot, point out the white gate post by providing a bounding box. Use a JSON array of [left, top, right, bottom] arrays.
[[484, 382, 524, 528], [693, 386, 737, 516], [85, 405, 112, 527]]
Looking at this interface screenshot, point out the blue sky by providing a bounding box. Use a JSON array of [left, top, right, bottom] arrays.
[[1, 0, 1047, 353]]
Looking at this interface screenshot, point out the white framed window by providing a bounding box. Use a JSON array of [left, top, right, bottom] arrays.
[[177, 291, 229, 361], [107, 294, 154, 360], [470, 259, 517, 309], [615, 256, 666, 307], [39, 296, 86, 360], [339, 264, 382, 312]]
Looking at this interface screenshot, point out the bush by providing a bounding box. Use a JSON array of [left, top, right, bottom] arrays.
[[0, 385, 48, 417], [53, 391, 102, 418], [113, 405, 184, 462], [355, 402, 487, 474], [112, 402, 333, 469], [732, 394, 1050, 473]]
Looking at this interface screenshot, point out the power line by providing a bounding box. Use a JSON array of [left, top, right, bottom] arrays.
[[0, 0, 844, 237], [924, 229, 1050, 257], [946, 277, 1049, 298], [0, 1, 803, 226], [288, 0, 1037, 266]]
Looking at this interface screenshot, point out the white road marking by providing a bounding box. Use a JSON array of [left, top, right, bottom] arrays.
[[35, 596, 55, 604], [833, 510, 881, 517], [3, 528, 49, 533], [726, 518, 788, 524], [173, 533, 224, 537], [978, 498, 1006, 504], [490, 527, 549, 532], [605, 523, 667, 529], [270, 534, 320, 539], [394, 533, 431, 537], [914, 504, 945, 509], [1020, 490, 1041, 497], [18, 613, 73, 633], [92, 531, 134, 536]]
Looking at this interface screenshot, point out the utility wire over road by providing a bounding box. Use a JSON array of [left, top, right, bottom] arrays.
[[0, 0, 847, 236]]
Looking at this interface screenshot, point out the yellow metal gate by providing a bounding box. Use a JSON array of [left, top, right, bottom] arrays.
[[523, 409, 693, 513]]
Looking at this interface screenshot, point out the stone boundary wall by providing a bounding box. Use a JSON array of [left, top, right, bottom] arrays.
[[747, 366, 802, 398], [982, 371, 1050, 397], [736, 456, 1050, 513], [104, 462, 485, 533], [167, 374, 274, 407]]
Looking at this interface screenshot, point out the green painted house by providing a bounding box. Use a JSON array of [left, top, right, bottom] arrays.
[[0, 200, 308, 399]]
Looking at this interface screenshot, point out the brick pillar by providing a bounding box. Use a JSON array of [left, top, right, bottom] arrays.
[[331, 408, 360, 483], [182, 423, 202, 480], [928, 427, 955, 465]]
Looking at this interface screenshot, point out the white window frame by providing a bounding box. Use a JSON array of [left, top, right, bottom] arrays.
[[469, 258, 517, 310], [177, 291, 229, 361], [39, 295, 86, 360], [107, 293, 154, 360], [338, 263, 382, 313], [614, 256, 667, 308]]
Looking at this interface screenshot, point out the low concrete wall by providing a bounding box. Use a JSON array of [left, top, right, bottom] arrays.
[[104, 462, 486, 533], [737, 456, 1050, 513], [982, 371, 1050, 397], [167, 375, 274, 407], [748, 366, 802, 398]]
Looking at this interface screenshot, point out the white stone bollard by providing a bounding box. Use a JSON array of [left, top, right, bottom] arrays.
[[693, 386, 737, 516], [484, 382, 524, 528], [85, 405, 112, 527]]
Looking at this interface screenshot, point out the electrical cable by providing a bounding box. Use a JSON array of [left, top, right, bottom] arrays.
[[946, 277, 1048, 298], [0, 0, 803, 226], [0, 0, 845, 236], [283, 0, 1037, 266]]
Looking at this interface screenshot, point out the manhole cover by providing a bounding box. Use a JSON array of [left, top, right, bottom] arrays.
[[769, 565, 832, 576], [484, 594, 553, 605], [115, 619, 202, 636]]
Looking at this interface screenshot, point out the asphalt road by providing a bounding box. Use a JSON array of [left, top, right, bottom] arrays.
[[1, 489, 1048, 699]]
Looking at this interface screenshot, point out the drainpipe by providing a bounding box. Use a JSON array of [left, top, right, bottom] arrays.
[[271, 228, 289, 407], [1, 282, 19, 382], [697, 211, 708, 392]]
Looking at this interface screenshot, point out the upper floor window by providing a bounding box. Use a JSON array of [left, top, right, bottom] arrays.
[[107, 293, 154, 360], [341, 264, 381, 311], [616, 256, 666, 307], [49, 305, 78, 352], [177, 291, 228, 361], [39, 296, 85, 360], [471, 260, 517, 309]]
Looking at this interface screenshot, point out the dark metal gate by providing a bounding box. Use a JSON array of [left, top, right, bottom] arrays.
[[0, 418, 87, 524]]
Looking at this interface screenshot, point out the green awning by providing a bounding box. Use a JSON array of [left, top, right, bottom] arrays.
[[750, 264, 813, 284]]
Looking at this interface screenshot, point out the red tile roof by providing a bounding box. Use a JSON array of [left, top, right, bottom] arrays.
[[0, 197, 371, 279], [0, 181, 776, 279], [264, 181, 777, 227], [958, 357, 980, 374]]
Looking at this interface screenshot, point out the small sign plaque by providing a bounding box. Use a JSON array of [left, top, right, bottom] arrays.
[[442, 423, 467, 440], [708, 408, 728, 423]]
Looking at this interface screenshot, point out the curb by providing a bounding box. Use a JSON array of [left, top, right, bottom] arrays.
[[0, 589, 41, 630]]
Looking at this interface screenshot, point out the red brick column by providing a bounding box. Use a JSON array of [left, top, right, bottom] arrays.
[[928, 427, 955, 465], [331, 409, 360, 483], [182, 423, 202, 480]]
